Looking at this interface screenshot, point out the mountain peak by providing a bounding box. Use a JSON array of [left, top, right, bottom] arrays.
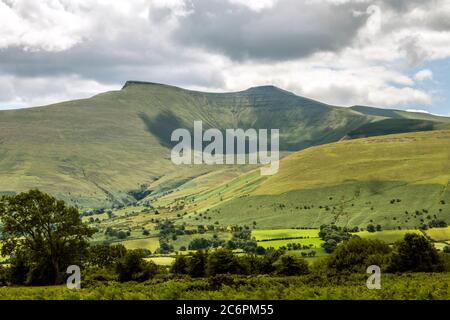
[[122, 81, 168, 90], [244, 85, 290, 94]]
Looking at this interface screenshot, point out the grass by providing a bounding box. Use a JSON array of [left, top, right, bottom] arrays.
[[251, 228, 323, 251], [425, 226, 450, 241], [119, 238, 160, 252], [353, 229, 424, 244], [145, 257, 175, 266], [0, 273, 449, 300], [257, 238, 323, 249], [171, 233, 232, 251], [174, 131, 450, 230], [252, 229, 319, 241]]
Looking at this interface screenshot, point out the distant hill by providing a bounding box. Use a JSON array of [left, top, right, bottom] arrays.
[[1, 81, 449, 208]]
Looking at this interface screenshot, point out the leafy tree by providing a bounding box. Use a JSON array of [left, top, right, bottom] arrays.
[[319, 224, 351, 253], [389, 233, 444, 272], [258, 249, 284, 274], [322, 239, 338, 253], [326, 237, 391, 273], [171, 255, 189, 275], [115, 250, 158, 282], [188, 238, 212, 250], [428, 220, 448, 228], [206, 249, 239, 276], [88, 244, 127, 269], [272, 254, 309, 276], [255, 246, 266, 255], [0, 190, 95, 285], [187, 250, 207, 278]]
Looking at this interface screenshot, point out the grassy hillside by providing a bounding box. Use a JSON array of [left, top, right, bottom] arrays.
[[171, 130, 450, 229], [1, 81, 449, 208]]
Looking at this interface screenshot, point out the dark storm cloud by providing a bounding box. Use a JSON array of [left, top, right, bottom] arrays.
[[172, 0, 370, 61]]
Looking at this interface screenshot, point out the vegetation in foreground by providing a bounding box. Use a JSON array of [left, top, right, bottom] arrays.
[[1, 190, 450, 300], [0, 273, 449, 300]]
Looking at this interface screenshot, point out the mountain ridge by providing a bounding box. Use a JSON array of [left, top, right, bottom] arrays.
[[0, 81, 449, 208]]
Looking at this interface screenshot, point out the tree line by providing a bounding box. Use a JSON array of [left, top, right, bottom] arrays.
[[0, 190, 449, 287]]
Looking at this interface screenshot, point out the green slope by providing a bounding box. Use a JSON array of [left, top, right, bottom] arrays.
[[1, 81, 449, 208], [173, 130, 450, 229]]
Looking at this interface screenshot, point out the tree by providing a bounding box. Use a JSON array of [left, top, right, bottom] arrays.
[[171, 255, 189, 275], [188, 238, 212, 250], [115, 250, 158, 282], [88, 244, 127, 269], [319, 224, 351, 253], [366, 224, 376, 233], [187, 250, 207, 278], [322, 239, 338, 253], [272, 254, 309, 276], [389, 233, 444, 272], [206, 249, 238, 276], [0, 190, 95, 285], [326, 237, 391, 273]]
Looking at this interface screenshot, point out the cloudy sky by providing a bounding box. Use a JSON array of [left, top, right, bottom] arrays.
[[0, 0, 450, 115]]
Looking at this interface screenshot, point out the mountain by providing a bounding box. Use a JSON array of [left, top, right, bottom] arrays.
[[170, 130, 450, 229], [1, 81, 449, 208]]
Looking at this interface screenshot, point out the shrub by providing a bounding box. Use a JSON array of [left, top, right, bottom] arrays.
[[115, 250, 158, 282], [326, 237, 391, 274], [187, 250, 207, 278], [171, 255, 189, 275], [206, 249, 240, 276], [272, 254, 309, 276], [388, 233, 444, 273], [188, 238, 212, 250], [87, 244, 127, 269]]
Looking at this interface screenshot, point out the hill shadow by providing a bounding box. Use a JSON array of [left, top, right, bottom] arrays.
[[138, 111, 188, 148]]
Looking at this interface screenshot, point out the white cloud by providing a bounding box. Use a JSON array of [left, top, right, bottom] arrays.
[[414, 69, 433, 81], [0, 0, 449, 110]]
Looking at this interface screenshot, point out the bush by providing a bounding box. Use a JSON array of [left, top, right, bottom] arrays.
[[87, 244, 127, 269], [115, 250, 158, 282], [188, 238, 213, 250], [187, 250, 207, 278], [206, 249, 240, 276], [171, 255, 189, 275], [319, 224, 351, 253], [0, 266, 10, 286], [272, 254, 309, 276], [388, 233, 444, 273], [326, 237, 391, 274], [82, 267, 117, 286]]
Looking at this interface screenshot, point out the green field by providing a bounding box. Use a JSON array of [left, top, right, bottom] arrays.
[[252, 228, 323, 251], [354, 229, 424, 244], [145, 257, 175, 266], [252, 229, 319, 241], [119, 238, 160, 252], [425, 226, 450, 241], [257, 238, 323, 249]]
